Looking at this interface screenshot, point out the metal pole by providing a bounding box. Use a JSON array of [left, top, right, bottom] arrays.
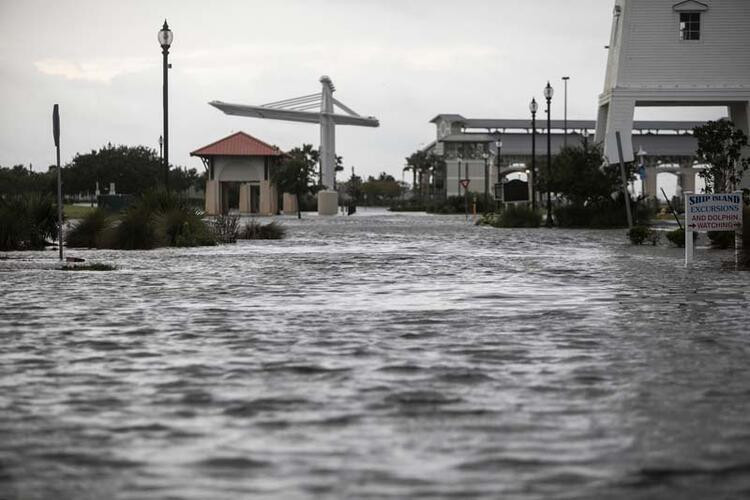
[[484, 156, 489, 209], [615, 131, 634, 229], [546, 96, 553, 227], [562, 76, 569, 147], [531, 110, 536, 212], [464, 160, 469, 221], [53, 104, 63, 261], [685, 191, 693, 266], [162, 46, 169, 190]]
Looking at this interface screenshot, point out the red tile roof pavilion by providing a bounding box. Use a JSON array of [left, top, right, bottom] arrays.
[[190, 131, 283, 158]]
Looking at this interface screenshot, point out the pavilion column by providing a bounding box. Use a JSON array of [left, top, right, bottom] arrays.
[[238, 184, 252, 213], [729, 101, 750, 190], [205, 179, 221, 215], [681, 167, 696, 195], [598, 95, 636, 164]]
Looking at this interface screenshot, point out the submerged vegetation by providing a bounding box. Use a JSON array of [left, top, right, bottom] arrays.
[[478, 205, 542, 228], [627, 225, 659, 246], [60, 262, 117, 271], [66, 190, 216, 250], [0, 193, 58, 251], [240, 220, 287, 240]]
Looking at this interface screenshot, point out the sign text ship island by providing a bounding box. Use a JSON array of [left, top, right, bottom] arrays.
[[687, 193, 743, 231]]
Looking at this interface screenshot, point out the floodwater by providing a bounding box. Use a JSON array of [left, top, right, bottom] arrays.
[[1, 210, 749, 500]]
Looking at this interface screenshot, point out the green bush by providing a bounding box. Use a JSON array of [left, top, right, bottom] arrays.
[[155, 207, 215, 247], [66, 209, 111, 248], [666, 228, 685, 247], [211, 214, 240, 244], [390, 194, 496, 214], [240, 220, 286, 240], [628, 225, 658, 245], [0, 194, 58, 250], [106, 205, 160, 250], [480, 205, 541, 228], [707, 231, 735, 249], [555, 200, 653, 229]]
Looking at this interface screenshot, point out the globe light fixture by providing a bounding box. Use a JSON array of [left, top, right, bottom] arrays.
[[158, 20, 173, 189]]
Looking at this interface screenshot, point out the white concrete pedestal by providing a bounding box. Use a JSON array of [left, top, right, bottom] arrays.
[[317, 190, 338, 216]]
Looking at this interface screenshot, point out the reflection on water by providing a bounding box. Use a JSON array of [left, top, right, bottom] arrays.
[[1, 211, 749, 499]]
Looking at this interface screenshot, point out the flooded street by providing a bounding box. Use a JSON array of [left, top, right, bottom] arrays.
[[1, 211, 749, 499]]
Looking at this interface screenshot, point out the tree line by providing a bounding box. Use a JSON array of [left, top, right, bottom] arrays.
[[0, 144, 203, 198]]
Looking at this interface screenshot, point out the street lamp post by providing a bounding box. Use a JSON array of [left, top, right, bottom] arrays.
[[529, 98, 538, 212], [482, 152, 489, 209], [457, 154, 462, 198], [495, 139, 503, 211], [562, 76, 570, 147], [544, 82, 554, 227], [158, 20, 173, 190]]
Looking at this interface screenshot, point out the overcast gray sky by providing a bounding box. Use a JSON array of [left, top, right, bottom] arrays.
[[0, 0, 726, 181]]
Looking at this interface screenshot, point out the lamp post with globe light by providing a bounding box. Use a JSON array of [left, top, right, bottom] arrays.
[[158, 20, 173, 190], [544, 82, 554, 227]]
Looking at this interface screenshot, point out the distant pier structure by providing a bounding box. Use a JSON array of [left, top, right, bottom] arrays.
[[596, 0, 750, 188], [210, 76, 379, 215]]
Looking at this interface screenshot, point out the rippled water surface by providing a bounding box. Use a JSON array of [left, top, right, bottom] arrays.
[[2, 211, 750, 499]]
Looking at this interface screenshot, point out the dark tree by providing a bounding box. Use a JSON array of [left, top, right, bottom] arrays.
[[271, 144, 320, 219], [693, 119, 749, 193]]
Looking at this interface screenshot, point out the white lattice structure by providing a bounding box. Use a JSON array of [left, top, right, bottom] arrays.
[[210, 76, 379, 215], [596, 0, 750, 189]]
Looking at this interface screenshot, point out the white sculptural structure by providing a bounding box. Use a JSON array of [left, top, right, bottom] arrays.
[[210, 76, 379, 215], [596, 0, 750, 189]]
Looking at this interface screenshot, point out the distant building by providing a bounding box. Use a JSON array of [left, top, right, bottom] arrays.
[[422, 114, 708, 201], [191, 132, 284, 215], [596, 0, 750, 182]]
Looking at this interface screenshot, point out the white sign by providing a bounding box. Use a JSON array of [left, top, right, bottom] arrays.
[[685, 193, 743, 233]]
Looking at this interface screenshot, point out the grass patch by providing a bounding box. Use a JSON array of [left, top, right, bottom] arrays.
[[64, 204, 96, 219], [60, 263, 117, 271]]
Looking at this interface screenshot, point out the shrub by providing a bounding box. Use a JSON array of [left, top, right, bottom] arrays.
[[0, 194, 57, 250], [66, 209, 111, 248], [628, 225, 658, 245], [155, 207, 215, 247], [105, 205, 160, 250], [480, 205, 541, 228], [240, 220, 286, 240], [666, 228, 685, 247], [707, 231, 735, 249], [211, 214, 240, 244], [94, 190, 217, 250], [555, 200, 653, 229], [60, 263, 116, 271]]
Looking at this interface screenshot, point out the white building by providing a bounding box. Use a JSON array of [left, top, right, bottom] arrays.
[[596, 0, 750, 189], [191, 132, 285, 215]]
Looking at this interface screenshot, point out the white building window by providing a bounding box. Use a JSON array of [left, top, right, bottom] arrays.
[[679, 12, 700, 40]]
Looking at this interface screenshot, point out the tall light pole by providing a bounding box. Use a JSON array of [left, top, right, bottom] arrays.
[[457, 154, 462, 198], [158, 20, 173, 190], [544, 81, 554, 227], [482, 152, 489, 209], [495, 139, 503, 211], [562, 76, 570, 147], [529, 98, 538, 212]]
